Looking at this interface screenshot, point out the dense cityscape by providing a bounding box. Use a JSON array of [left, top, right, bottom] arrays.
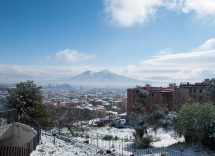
[[1, 77, 215, 155], [1, 0, 215, 155]]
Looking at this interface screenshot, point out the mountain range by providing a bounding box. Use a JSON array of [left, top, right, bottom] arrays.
[[0, 69, 144, 87], [64, 70, 143, 87]]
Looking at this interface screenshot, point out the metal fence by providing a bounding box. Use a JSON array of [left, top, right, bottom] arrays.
[[0, 146, 29, 156], [134, 147, 188, 156], [74, 131, 190, 156]]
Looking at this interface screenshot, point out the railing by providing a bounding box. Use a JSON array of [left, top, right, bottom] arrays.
[[134, 147, 188, 156], [0, 146, 29, 156], [48, 132, 125, 156], [0, 109, 41, 156], [48, 130, 190, 156], [72, 131, 190, 156]]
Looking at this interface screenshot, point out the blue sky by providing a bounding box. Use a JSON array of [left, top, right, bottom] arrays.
[[1, 0, 215, 84]]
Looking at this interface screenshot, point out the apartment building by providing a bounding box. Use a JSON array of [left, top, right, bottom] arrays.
[[178, 79, 210, 103], [127, 84, 175, 116], [127, 79, 212, 116]]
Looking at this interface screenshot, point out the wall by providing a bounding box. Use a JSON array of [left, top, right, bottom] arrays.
[[127, 89, 134, 115], [0, 122, 37, 147]]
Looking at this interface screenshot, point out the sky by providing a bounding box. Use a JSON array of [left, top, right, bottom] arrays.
[[1, 0, 215, 85]]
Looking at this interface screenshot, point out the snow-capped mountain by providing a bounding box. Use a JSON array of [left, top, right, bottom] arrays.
[[69, 70, 143, 87], [0, 69, 144, 87]]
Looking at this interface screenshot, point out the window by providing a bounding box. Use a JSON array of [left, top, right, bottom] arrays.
[[193, 88, 196, 93]]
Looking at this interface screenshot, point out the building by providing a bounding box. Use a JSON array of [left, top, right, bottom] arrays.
[[127, 79, 213, 116], [127, 84, 176, 116], [178, 79, 210, 103], [127, 86, 151, 116]]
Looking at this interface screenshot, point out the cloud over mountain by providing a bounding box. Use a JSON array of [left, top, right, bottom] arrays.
[[1, 39, 215, 85]]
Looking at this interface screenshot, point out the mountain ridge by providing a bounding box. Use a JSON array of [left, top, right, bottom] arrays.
[[69, 69, 143, 87]]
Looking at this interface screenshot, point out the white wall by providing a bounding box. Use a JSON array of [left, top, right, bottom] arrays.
[[0, 122, 37, 147]]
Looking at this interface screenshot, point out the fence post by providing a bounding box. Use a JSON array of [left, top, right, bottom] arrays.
[[122, 139, 123, 156], [97, 133, 98, 150], [109, 139, 111, 150], [53, 133, 56, 145]]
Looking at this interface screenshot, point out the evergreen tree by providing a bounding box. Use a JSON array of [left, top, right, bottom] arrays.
[[6, 80, 50, 128], [174, 103, 215, 148], [208, 79, 215, 104]]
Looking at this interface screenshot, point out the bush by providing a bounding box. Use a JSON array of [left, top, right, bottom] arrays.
[[72, 132, 80, 137], [174, 103, 215, 148], [160, 152, 167, 156], [114, 136, 119, 140], [133, 135, 153, 149], [103, 135, 114, 140]]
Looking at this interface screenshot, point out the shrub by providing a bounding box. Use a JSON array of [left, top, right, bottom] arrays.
[[146, 150, 153, 154], [160, 152, 167, 156], [114, 136, 119, 140], [174, 103, 215, 148], [133, 135, 153, 149], [103, 135, 114, 140]]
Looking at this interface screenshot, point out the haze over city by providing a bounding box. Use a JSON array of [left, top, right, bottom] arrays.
[[1, 0, 215, 85], [2, 1, 215, 156]]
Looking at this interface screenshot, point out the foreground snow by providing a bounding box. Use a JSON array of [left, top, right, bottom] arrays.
[[170, 144, 215, 156], [89, 127, 134, 139], [89, 127, 183, 147], [148, 128, 184, 147], [32, 127, 215, 156], [31, 133, 99, 156], [87, 127, 185, 155]]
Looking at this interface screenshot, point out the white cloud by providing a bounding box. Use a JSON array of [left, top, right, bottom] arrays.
[[1, 39, 215, 85], [134, 39, 215, 81], [180, 0, 215, 18], [0, 64, 101, 84], [107, 38, 215, 82], [54, 49, 95, 64], [104, 0, 162, 27], [103, 0, 215, 27], [196, 38, 215, 51], [141, 49, 215, 66]]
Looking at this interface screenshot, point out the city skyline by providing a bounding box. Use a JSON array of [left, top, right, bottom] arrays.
[[1, 0, 215, 84]]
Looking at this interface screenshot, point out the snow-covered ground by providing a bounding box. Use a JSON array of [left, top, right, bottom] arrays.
[[148, 128, 184, 147], [32, 127, 215, 156], [170, 144, 215, 156], [30, 133, 100, 156], [89, 127, 183, 147], [89, 127, 134, 139], [87, 127, 185, 155]]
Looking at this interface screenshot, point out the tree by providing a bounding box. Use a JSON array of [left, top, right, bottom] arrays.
[[6, 80, 50, 128], [46, 104, 64, 133], [133, 120, 153, 148], [208, 79, 215, 104], [48, 105, 92, 135], [174, 103, 215, 148]]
